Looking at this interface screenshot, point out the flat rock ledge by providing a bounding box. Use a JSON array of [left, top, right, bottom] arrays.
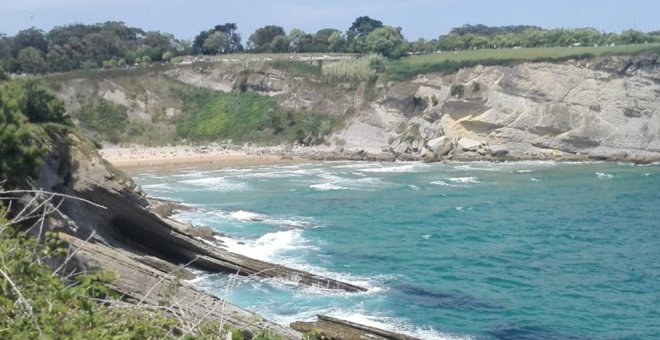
[[291, 315, 419, 340]]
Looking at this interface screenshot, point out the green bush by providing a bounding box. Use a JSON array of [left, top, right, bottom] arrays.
[[0, 78, 70, 186], [268, 60, 321, 78], [450, 84, 465, 98], [321, 54, 384, 81], [0, 217, 179, 339], [176, 88, 332, 145], [78, 99, 128, 143]]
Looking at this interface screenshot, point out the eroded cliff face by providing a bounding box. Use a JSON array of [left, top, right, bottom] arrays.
[[342, 56, 660, 162], [51, 56, 660, 162]]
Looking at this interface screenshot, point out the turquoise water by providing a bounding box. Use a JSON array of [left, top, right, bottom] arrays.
[[134, 161, 660, 339]]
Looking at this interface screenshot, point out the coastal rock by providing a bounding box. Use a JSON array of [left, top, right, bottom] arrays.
[[291, 315, 419, 340], [393, 141, 410, 154], [457, 138, 483, 151]]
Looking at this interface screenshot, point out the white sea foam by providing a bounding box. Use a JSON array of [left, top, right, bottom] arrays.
[[140, 182, 173, 190], [324, 311, 473, 340], [595, 172, 614, 179], [430, 180, 462, 187], [358, 162, 429, 173], [531, 178, 541, 182], [228, 210, 314, 228], [310, 182, 348, 191], [218, 229, 314, 262], [217, 231, 390, 292], [422, 234, 432, 239], [230, 210, 264, 222], [453, 164, 502, 172], [448, 176, 480, 184], [515, 169, 533, 173], [332, 162, 381, 170], [310, 175, 386, 191], [409, 184, 420, 191], [643, 173, 651, 177], [179, 176, 248, 191]]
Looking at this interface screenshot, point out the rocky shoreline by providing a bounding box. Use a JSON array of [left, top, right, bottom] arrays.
[[21, 129, 433, 339]]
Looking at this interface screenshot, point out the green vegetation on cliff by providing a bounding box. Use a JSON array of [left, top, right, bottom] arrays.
[[0, 74, 71, 186], [0, 219, 178, 338], [385, 43, 660, 80], [177, 88, 332, 145], [0, 74, 287, 339]]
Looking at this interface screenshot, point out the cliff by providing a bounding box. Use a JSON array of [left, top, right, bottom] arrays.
[[47, 55, 660, 163], [363, 56, 660, 162], [17, 129, 371, 338]]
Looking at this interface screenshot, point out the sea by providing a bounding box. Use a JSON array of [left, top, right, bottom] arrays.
[[132, 161, 660, 339]]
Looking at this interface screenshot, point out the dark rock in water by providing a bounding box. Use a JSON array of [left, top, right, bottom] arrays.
[[291, 315, 419, 340], [488, 325, 592, 340], [393, 284, 498, 310]]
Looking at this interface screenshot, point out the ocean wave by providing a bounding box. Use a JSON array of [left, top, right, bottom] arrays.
[[140, 182, 174, 190], [217, 230, 391, 293], [448, 176, 480, 184], [310, 183, 349, 191], [328, 312, 472, 340], [515, 169, 533, 173], [218, 229, 316, 262], [310, 176, 386, 192], [173, 208, 314, 230], [179, 176, 249, 191], [430, 180, 462, 187], [453, 164, 503, 172], [595, 172, 614, 179], [358, 162, 429, 173], [272, 310, 471, 340], [230, 210, 264, 222]]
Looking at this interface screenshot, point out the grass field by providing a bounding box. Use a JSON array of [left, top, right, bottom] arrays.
[[387, 43, 660, 80]]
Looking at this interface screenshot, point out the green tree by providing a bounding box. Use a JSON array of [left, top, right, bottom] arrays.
[[203, 31, 227, 55], [46, 45, 75, 72], [13, 27, 48, 55], [249, 25, 286, 52], [347, 16, 383, 41], [24, 82, 66, 123], [162, 51, 174, 62], [17, 47, 48, 74], [270, 35, 291, 53], [364, 26, 409, 58], [0, 66, 8, 81], [327, 31, 345, 52], [0, 78, 68, 184], [0, 84, 39, 185], [193, 23, 242, 54]]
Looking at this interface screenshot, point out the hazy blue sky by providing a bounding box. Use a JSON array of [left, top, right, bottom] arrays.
[[1, 0, 658, 40]]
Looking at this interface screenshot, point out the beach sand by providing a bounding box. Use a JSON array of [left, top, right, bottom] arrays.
[[99, 145, 306, 173]]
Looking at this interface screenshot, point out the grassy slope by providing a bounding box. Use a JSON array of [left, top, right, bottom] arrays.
[[386, 43, 660, 80]]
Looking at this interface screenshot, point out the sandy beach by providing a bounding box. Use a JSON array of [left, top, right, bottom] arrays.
[[99, 145, 307, 172]]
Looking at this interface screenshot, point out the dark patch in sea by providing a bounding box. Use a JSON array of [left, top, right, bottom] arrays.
[[393, 284, 499, 310], [488, 325, 594, 340]]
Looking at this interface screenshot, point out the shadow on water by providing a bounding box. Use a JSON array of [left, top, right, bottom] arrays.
[[488, 325, 594, 340], [392, 284, 499, 310]]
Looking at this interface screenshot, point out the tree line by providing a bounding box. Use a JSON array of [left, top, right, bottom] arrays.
[[1, 18, 659, 75]]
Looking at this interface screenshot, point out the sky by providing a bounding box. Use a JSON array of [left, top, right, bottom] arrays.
[[1, 0, 658, 40]]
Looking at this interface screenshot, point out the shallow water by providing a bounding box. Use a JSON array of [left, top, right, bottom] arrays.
[[134, 161, 660, 339]]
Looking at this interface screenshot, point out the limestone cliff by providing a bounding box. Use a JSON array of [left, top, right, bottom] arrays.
[[342, 56, 660, 162], [49, 55, 660, 162]]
